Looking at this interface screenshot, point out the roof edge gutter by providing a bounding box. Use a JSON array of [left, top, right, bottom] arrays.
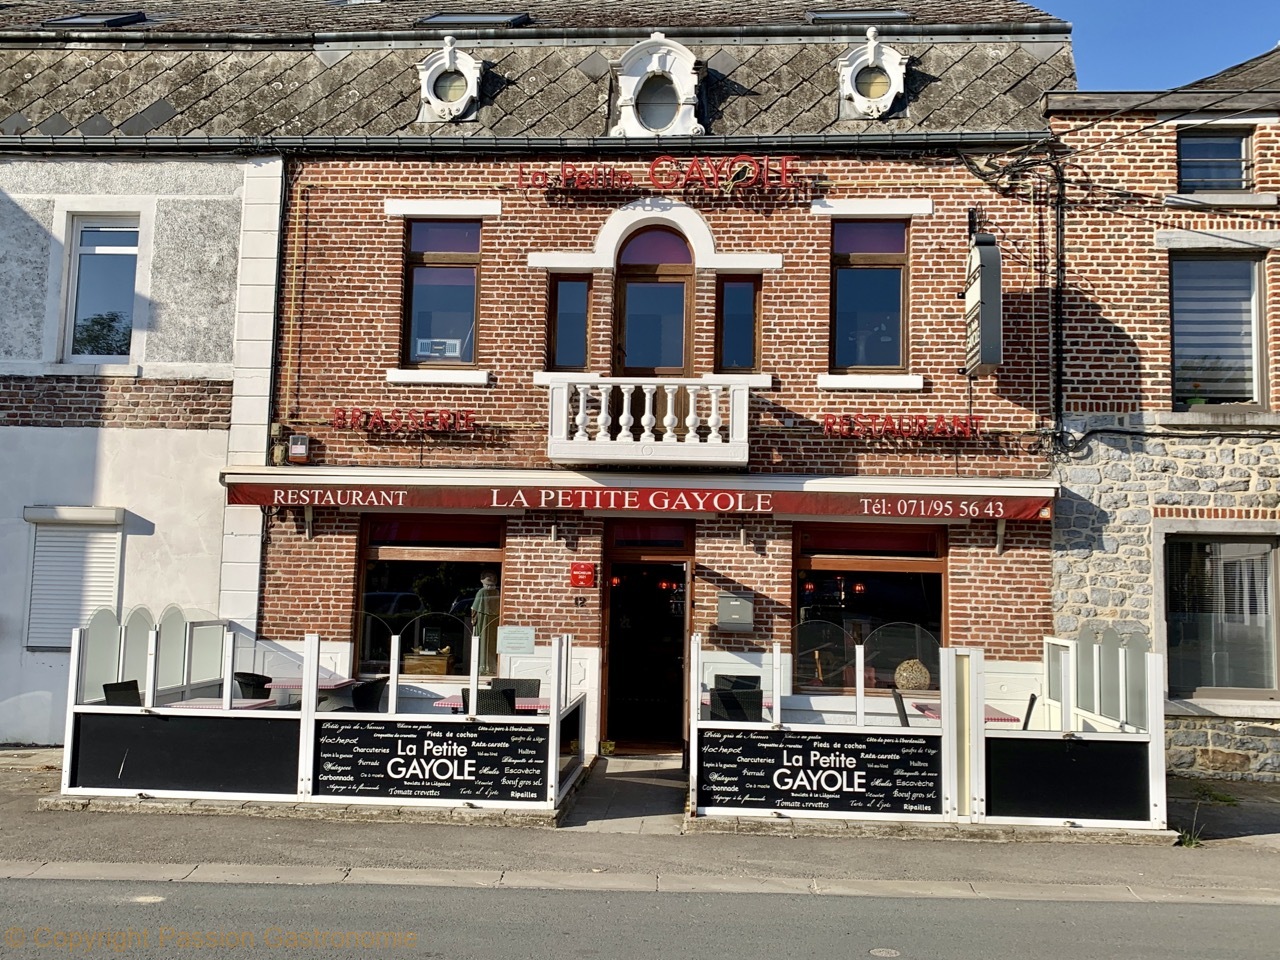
[[0, 131, 1051, 156], [0, 21, 1072, 46]]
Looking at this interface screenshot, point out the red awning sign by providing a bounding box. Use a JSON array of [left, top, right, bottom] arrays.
[[226, 483, 1053, 521]]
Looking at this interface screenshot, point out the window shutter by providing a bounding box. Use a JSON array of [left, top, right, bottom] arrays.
[[26, 525, 121, 649], [1171, 260, 1255, 401]]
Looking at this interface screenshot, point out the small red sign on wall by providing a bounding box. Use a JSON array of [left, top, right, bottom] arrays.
[[570, 562, 596, 588]]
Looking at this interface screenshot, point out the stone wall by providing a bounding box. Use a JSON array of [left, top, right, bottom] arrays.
[[1167, 716, 1280, 782]]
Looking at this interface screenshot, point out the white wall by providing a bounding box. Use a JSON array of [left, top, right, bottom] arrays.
[[0, 427, 229, 744]]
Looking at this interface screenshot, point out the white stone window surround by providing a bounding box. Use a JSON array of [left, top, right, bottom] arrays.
[[1152, 517, 1280, 719], [40, 196, 156, 375], [528, 196, 781, 273], [416, 36, 483, 123], [611, 33, 704, 138], [837, 27, 908, 120], [811, 197, 932, 391], [383, 198, 502, 385], [526, 198, 780, 386]]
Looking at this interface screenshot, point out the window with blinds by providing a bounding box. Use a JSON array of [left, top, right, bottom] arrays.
[[1170, 258, 1257, 406], [26, 524, 121, 649], [1165, 537, 1277, 696]]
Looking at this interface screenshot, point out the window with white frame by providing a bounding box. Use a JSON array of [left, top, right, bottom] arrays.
[[65, 216, 139, 362], [24, 512, 122, 650], [1170, 256, 1260, 406], [1165, 536, 1278, 698]]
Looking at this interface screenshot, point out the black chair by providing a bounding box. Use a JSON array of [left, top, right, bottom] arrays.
[[1022, 692, 1039, 731], [714, 674, 761, 691], [234, 671, 272, 699], [350, 676, 389, 712], [891, 688, 911, 727], [102, 680, 141, 706], [461, 687, 516, 716], [709, 688, 763, 722], [490, 678, 540, 699]]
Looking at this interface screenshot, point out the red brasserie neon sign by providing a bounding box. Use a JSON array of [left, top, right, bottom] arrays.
[[331, 407, 476, 434], [823, 414, 985, 439]]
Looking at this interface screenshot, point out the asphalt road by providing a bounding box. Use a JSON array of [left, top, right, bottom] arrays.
[[1, 880, 1275, 960]]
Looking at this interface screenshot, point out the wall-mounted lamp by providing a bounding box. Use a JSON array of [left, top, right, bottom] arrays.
[[288, 434, 310, 464]]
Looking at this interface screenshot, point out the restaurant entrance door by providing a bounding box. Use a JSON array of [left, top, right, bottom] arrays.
[[603, 560, 688, 754]]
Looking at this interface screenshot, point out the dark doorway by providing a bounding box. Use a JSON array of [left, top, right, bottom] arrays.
[[604, 561, 687, 753]]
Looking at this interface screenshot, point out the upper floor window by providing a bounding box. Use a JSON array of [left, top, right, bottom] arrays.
[[831, 221, 907, 371], [66, 217, 138, 362], [716, 276, 759, 372], [615, 227, 692, 376], [1178, 130, 1252, 192], [1170, 257, 1259, 406], [549, 275, 590, 370], [404, 220, 480, 365]]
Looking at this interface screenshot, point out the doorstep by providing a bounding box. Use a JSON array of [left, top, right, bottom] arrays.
[[683, 815, 1178, 845], [37, 794, 1176, 843], [37, 794, 560, 828]]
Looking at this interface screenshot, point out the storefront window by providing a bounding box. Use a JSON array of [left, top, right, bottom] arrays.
[[794, 524, 944, 693], [358, 516, 503, 677]]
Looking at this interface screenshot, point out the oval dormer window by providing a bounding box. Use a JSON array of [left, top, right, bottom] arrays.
[[636, 74, 679, 132], [854, 66, 891, 100], [433, 70, 469, 104]]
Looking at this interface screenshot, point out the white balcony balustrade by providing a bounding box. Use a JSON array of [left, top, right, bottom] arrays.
[[545, 375, 751, 465]]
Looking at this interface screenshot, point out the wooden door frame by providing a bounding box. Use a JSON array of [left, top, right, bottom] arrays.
[[614, 268, 694, 378], [600, 549, 693, 748]]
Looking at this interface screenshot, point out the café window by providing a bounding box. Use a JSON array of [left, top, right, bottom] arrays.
[[403, 220, 480, 365], [716, 276, 760, 372], [358, 516, 503, 678], [831, 221, 907, 371], [794, 524, 944, 693], [615, 227, 692, 376], [549, 275, 590, 370]]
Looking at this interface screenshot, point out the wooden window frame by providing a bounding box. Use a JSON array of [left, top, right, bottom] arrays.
[[614, 229, 693, 377], [548, 274, 591, 372], [829, 221, 909, 374], [401, 220, 481, 368], [715, 275, 761, 373]]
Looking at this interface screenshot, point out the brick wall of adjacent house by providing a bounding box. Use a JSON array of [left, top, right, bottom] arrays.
[[272, 156, 1057, 477], [1047, 112, 1280, 779], [0, 377, 232, 428]]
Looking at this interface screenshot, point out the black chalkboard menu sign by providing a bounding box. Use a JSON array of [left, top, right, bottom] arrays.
[[697, 728, 942, 815], [313, 718, 549, 803]]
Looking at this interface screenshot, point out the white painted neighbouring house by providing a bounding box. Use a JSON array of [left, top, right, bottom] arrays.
[[0, 156, 281, 744]]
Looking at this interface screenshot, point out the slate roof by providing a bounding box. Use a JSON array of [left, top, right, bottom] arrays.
[[0, 1, 1065, 35], [0, 38, 1072, 140], [1181, 45, 1280, 92]]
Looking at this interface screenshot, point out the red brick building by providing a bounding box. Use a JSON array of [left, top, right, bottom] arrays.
[[211, 3, 1072, 751]]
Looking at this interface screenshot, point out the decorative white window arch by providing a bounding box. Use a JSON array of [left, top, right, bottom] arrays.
[[417, 36, 483, 122], [838, 27, 907, 120], [526, 197, 780, 272], [611, 33, 704, 138]]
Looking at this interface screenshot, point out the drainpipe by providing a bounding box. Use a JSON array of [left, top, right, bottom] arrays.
[[1050, 159, 1067, 440]]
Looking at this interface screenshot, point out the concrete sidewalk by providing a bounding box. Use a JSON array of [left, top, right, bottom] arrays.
[[3, 748, 1278, 906]]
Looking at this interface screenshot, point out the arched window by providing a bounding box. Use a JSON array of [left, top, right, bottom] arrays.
[[615, 227, 692, 376]]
